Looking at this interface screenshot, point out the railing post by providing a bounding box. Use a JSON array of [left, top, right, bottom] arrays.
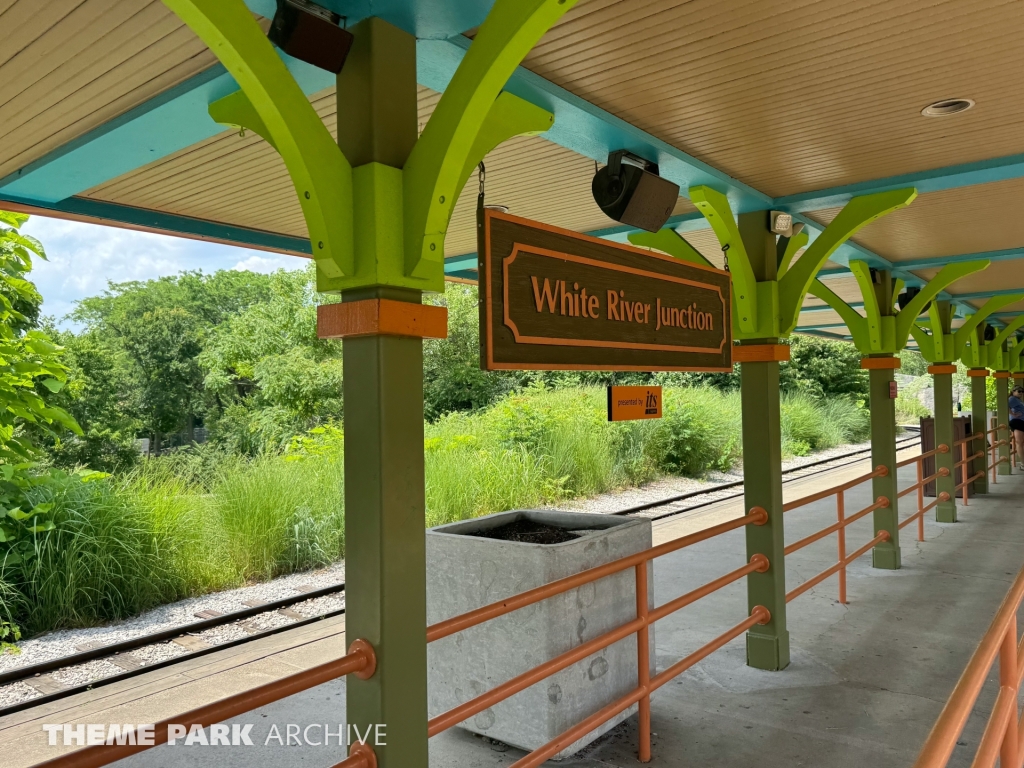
[[916, 460, 925, 542], [740, 352, 790, 671], [960, 442, 969, 505], [987, 423, 995, 483], [970, 371, 989, 493], [999, 616, 1019, 766], [837, 491, 847, 604], [997, 374, 1012, 476], [867, 359, 900, 569], [635, 561, 652, 763], [932, 369, 958, 522]]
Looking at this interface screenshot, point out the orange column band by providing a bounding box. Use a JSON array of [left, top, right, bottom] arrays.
[[733, 343, 791, 363], [966, 369, 989, 378], [993, 371, 1011, 379], [317, 299, 448, 339], [928, 364, 958, 375], [860, 357, 901, 370]]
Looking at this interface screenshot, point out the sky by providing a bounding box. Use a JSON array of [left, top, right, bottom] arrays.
[[21, 216, 306, 329]]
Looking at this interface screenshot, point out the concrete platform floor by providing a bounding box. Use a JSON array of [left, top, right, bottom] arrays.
[[8, 460, 1024, 768]]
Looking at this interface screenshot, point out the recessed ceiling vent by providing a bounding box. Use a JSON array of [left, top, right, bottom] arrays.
[[921, 98, 975, 117]]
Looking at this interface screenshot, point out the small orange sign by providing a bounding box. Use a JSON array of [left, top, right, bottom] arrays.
[[607, 386, 663, 422]]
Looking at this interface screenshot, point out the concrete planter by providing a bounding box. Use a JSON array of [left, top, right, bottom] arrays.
[[427, 509, 654, 759]]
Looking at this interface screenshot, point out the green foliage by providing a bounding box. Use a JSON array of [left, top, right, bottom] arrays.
[[781, 335, 868, 400], [899, 349, 929, 377], [199, 266, 344, 453], [423, 385, 864, 525]]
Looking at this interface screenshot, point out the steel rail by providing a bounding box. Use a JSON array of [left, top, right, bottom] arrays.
[[0, 582, 346, 688], [782, 466, 887, 513], [34, 640, 376, 768], [0, 606, 348, 719], [610, 435, 920, 518]]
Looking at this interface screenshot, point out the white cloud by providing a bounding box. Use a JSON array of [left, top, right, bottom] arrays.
[[20, 216, 306, 328]]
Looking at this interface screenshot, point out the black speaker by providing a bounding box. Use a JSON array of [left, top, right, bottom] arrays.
[[897, 286, 931, 315], [984, 324, 997, 342], [269, 0, 354, 74], [592, 151, 680, 232]]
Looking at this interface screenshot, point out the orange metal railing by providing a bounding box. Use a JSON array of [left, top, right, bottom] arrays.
[[35, 641, 380, 768], [782, 464, 890, 604], [913, 564, 1024, 768], [956, 423, 1012, 506], [426, 509, 770, 766], [29, 431, 1015, 768], [896, 444, 951, 542]]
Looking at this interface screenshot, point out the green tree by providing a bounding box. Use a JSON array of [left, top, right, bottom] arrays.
[[200, 266, 344, 452], [781, 335, 868, 400], [70, 270, 279, 453], [0, 212, 82, 569]]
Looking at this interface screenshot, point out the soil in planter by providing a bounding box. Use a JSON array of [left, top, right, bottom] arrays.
[[469, 519, 583, 545]]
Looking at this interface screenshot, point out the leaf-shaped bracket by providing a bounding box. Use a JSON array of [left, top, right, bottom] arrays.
[[954, 295, 1024, 362], [689, 186, 759, 335], [777, 231, 809, 279], [894, 262, 990, 349], [628, 229, 713, 268], [988, 315, 1024, 370], [808, 279, 870, 351], [1010, 338, 1024, 372], [164, 0, 353, 278], [778, 188, 917, 337], [403, 0, 576, 283]]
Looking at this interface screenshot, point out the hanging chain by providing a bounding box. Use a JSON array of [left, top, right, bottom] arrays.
[[721, 243, 731, 273], [478, 162, 486, 206]]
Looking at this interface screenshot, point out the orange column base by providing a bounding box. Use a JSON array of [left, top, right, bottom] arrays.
[[317, 299, 448, 339]]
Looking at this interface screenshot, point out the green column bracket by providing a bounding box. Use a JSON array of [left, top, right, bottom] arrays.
[[403, 0, 576, 283], [1011, 340, 1024, 373], [970, 370, 989, 493], [997, 375, 1012, 475], [776, 230, 809, 278], [167, 0, 354, 279], [984, 315, 1024, 372], [629, 227, 713, 268], [456, 92, 554, 195], [954, 296, 1024, 362], [809, 279, 869, 342], [777, 188, 917, 336], [688, 186, 761, 335]]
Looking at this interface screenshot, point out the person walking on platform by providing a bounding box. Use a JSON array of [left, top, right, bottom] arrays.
[[1011, 386, 1024, 470]]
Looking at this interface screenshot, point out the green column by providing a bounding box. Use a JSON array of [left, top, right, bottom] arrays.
[[338, 20, 428, 767], [970, 372, 989, 492], [868, 364, 900, 568], [933, 372, 958, 522], [741, 355, 790, 671], [997, 375, 1012, 475]]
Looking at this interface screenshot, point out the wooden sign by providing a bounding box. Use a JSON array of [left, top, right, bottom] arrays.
[[608, 386, 663, 422], [478, 209, 732, 371]]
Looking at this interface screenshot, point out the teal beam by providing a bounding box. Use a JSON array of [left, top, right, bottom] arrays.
[[774, 153, 1024, 213], [891, 247, 1024, 272], [0, 193, 312, 255]]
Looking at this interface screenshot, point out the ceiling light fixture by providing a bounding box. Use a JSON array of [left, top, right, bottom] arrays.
[[921, 98, 975, 117], [770, 211, 794, 237]]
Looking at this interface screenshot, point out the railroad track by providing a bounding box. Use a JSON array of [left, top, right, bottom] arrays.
[[611, 431, 922, 522], [0, 582, 346, 717], [0, 432, 922, 718]]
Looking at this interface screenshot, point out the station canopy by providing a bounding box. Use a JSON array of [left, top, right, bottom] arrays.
[[2, 0, 1024, 345]]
